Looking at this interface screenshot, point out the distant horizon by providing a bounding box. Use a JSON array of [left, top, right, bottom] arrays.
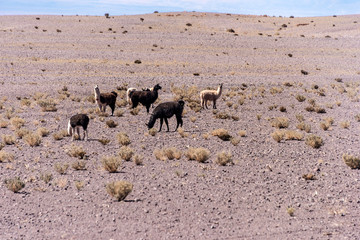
[[1, 0, 360, 18]]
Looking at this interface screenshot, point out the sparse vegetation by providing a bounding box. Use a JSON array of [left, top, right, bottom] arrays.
[[271, 117, 289, 129], [119, 146, 134, 161], [106, 119, 118, 128], [343, 153, 360, 169], [54, 162, 69, 175], [149, 128, 157, 136], [185, 147, 210, 163], [305, 135, 323, 148], [117, 132, 131, 146], [106, 181, 133, 201], [2, 134, 15, 145], [4, 177, 25, 193], [216, 151, 233, 166], [102, 156, 121, 173], [212, 128, 231, 141], [23, 132, 42, 146], [0, 151, 14, 162], [177, 127, 188, 138], [53, 130, 68, 140], [72, 160, 86, 170], [65, 144, 86, 159]]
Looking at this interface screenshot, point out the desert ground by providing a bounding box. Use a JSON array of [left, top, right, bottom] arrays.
[[0, 12, 360, 239]]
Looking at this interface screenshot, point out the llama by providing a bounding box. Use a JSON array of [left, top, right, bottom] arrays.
[[67, 114, 89, 141], [129, 84, 162, 113], [200, 83, 223, 109], [94, 85, 118, 116], [147, 100, 185, 132]]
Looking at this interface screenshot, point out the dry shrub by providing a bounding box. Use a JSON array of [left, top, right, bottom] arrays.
[[305, 105, 315, 112], [302, 173, 317, 180], [216, 151, 233, 166], [271, 130, 284, 142], [343, 153, 360, 169], [65, 144, 86, 159], [296, 122, 311, 133], [0, 151, 14, 162], [315, 106, 326, 113], [340, 121, 350, 129], [238, 130, 247, 137], [355, 114, 360, 122], [106, 181, 133, 201], [271, 117, 289, 129], [15, 128, 31, 138], [20, 98, 32, 107], [163, 147, 182, 160], [119, 146, 134, 161], [190, 116, 197, 123], [40, 173, 53, 184], [53, 130, 68, 140], [296, 114, 304, 122], [284, 130, 303, 141], [114, 109, 124, 117], [116, 99, 128, 108], [279, 106, 287, 112], [2, 135, 15, 145], [287, 207, 295, 217], [133, 154, 143, 165], [54, 162, 69, 175], [23, 132, 42, 146], [0, 120, 9, 128], [148, 128, 157, 136], [295, 94, 306, 102], [106, 120, 118, 128], [231, 115, 239, 121], [130, 107, 140, 115], [320, 122, 330, 131], [37, 98, 57, 112], [10, 117, 25, 129], [185, 147, 210, 163], [238, 96, 245, 105], [177, 127, 188, 138], [230, 137, 240, 146], [212, 128, 231, 141], [98, 137, 110, 145], [215, 111, 230, 120], [102, 156, 121, 173], [4, 177, 25, 193], [154, 148, 167, 161], [37, 127, 49, 137], [117, 132, 131, 145], [75, 181, 85, 190], [72, 160, 86, 171], [305, 135, 323, 148]]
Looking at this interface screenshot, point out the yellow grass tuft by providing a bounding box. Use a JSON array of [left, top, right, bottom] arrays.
[[106, 181, 133, 201], [102, 156, 121, 173], [119, 146, 134, 161], [117, 132, 131, 146], [216, 151, 233, 166], [185, 147, 210, 163], [343, 153, 360, 169]]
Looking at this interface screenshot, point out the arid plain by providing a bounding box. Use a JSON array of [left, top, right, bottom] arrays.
[[1, 12, 360, 239]]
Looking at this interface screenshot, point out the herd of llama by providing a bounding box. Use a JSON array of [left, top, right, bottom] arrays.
[[67, 83, 223, 140]]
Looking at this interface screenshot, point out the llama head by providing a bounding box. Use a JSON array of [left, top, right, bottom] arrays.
[[146, 114, 156, 129], [153, 84, 162, 91], [111, 91, 118, 97], [219, 83, 223, 89], [94, 85, 100, 92], [178, 100, 185, 107]]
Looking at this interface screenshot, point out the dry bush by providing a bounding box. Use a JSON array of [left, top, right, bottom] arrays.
[[295, 94, 306, 102], [185, 147, 210, 163], [296, 122, 311, 133], [271, 117, 289, 128], [215, 111, 230, 120], [340, 121, 350, 129], [343, 154, 360, 169], [270, 87, 283, 94], [40, 173, 53, 184], [106, 119, 118, 128], [4, 177, 25, 193], [154, 148, 167, 161], [15, 128, 31, 138], [53, 129, 68, 140], [0, 151, 14, 162], [296, 114, 304, 122], [231, 115, 239, 121], [106, 181, 133, 201], [320, 121, 331, 131], [56, 178, 68, 188], [2, 134, 15, 145], [271, 130, 284, 142], [98, 137, 110, 145], [284, 130, 303, 141], [36, 127, 49, 137], [0, 120, 9, 128], [37, 98, 57, 112], [287, 207, 295, 217], [230, 137, 240, 146], [117, 132, 131, 145], [20, 98, 32, 107], [279, 106, 287, 112], [238, 96, 245, 105], [305, 135, 323, 148], [75, 181, 85, 190], [54, 162, 69, 175], [114, 109, 124, 117], [102, 156, 121, 173], [10, 116, 25, 129], [116, 99, 128, 108], [133, 154, 143, 165], [177, 127, 188, 138], [97, 111, 109, 117], [315, 106, 326, 114], [355, 114, 360, 122], [65, 144, 86, 159], [238, 130, 247, 137], [148, 128, 157, 136], [305, 105, 315, 112], [23, 132, 42, 146], [163, 147, 182, 160], [72, 160, 86, 171], [212, 128, 231, 141], [130, 107, 140, 115], [119, 146, 134, 161], [216, 151, 233, 166], [190, 116, 197, 123], [302, 173, 316, 180]]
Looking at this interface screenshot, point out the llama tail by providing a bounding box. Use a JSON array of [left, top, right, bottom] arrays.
[[67, 120, 72, 136]]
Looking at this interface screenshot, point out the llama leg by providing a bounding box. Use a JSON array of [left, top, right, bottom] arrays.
[[71, 127, 75, 141], [159, 118, 163, 132], [164, 118, 169, 132], [205, 100, 208, 109], [175, 115, 183, 131], [84, 129, 88, 141], [110, 103, 115, 116], [146, 104, 150, 113], [213, 100, 217, 109], [76, 127, 80, 140]]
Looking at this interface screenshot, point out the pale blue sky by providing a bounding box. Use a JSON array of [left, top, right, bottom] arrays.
[[0, 0, 359, 17]]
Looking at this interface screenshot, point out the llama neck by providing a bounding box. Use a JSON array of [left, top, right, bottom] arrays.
[[216, 85, 222, 98], [94, 88, 100, 100], [147, 114, 156, 129]]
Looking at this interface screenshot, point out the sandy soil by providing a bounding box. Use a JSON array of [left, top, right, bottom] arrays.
[[0, 12, 360, 239]]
